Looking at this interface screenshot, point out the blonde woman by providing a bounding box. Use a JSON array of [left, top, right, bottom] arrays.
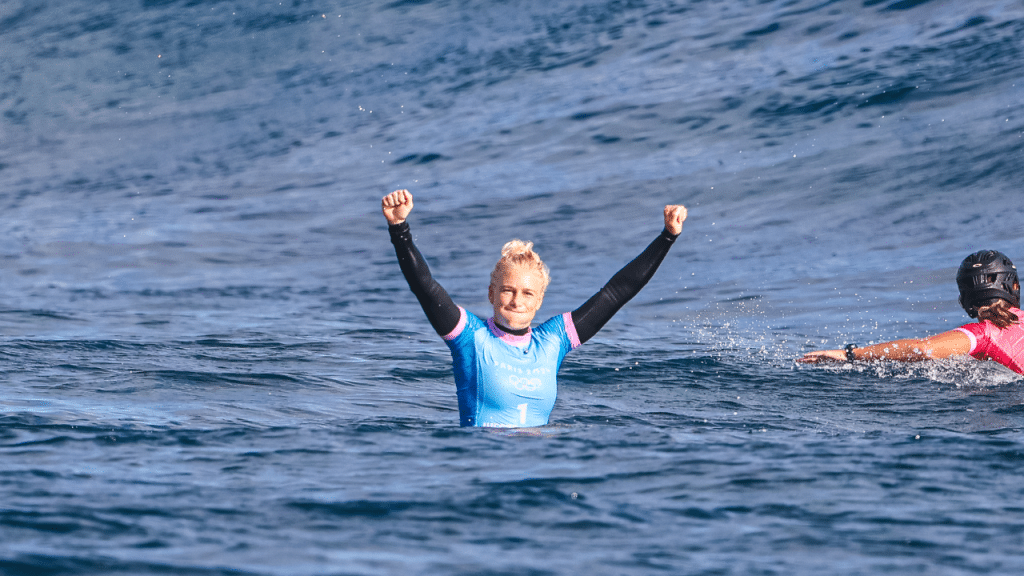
[[383, 189, 687, 427]]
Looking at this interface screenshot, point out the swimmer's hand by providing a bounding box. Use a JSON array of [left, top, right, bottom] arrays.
[[664, 205, 687, 236], [382, 189, 414, 225], [797, 349, 848, 363]]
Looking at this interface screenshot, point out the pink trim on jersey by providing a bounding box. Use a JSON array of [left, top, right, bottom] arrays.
[[955, 308, 1024, 374], [562, 312, 581, 349], [487, 316, 531, 347], [442, 307, 468, 341]]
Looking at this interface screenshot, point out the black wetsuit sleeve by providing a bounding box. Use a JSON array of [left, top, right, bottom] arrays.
[[570, 229, 678, 344], [388, 221, 462, 337]]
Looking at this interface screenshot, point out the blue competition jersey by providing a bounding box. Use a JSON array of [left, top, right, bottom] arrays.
[[442, 308, 581, 427]]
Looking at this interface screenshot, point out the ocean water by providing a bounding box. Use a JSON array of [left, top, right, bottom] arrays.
[[2, 0, 1024, 574]]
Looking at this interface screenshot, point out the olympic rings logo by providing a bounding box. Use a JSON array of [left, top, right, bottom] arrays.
[[507, 374, 542, 392]]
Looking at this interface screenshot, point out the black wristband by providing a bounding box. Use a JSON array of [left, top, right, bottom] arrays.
[[845, 344, 857, 363]]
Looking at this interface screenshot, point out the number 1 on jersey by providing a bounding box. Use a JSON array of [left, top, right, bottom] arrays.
[[517, 403, 528, 425]]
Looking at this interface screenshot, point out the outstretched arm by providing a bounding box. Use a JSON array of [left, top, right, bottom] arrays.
[[383, 190, 462, 336], [571, 205, 687, 344], [797, 330, 972, 364]]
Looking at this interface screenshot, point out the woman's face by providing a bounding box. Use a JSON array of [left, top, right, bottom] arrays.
[[488, 264, 545, 330]]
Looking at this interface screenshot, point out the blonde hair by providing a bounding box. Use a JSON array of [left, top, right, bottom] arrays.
[[489, 239, 551, 291], [978, 299, 1020, 329]]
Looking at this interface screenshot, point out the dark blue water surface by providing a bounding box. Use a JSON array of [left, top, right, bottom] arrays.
[[3, 0, 1024, 574]]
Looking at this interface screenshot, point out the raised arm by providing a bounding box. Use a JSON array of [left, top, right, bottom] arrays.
[[797, 330, 972, 364], [571, 205, 687, 344], [383, 190, 462, 336]]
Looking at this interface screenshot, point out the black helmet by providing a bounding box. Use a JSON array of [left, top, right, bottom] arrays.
[[957, 250, 1020, 318]]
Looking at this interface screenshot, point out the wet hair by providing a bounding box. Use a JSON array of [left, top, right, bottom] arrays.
[[976, 298, 1020, 329], [489, 239, 551, 291]]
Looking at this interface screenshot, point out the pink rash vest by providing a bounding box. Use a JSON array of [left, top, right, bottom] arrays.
[[956, 307, 1024, 374]]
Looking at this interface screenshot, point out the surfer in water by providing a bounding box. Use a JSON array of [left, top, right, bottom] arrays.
[[799, 250, 1024, 374], [382, 189, 688, 427]]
